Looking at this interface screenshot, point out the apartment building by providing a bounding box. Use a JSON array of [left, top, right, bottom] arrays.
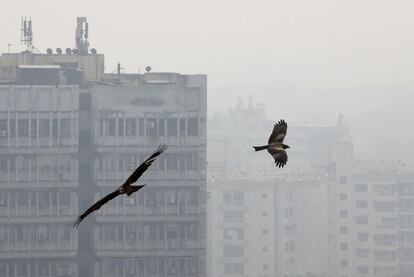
[[0, 17, 207, 277], [208, 179, 277, 277], [0, 85, 80, 276], [351, 171, 414, 277], [207, 98, 353, 277]]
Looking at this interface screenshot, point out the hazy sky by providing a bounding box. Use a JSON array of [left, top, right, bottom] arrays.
[[2, 0, 414, 87]]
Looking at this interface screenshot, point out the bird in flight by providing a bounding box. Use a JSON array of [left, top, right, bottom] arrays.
[[73, 144, 168, 227], [253, 119, 290, 168]]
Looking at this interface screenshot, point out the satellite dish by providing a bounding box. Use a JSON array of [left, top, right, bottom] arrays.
[[65, 48, 72, 55], [72, 48, 79, 54], [90, 48, 97, 54], [56, 48, 62, 55], [46, 48, 53, 55], [146, 66, 152, 72]]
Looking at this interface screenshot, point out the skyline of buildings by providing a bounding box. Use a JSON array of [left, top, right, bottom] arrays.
[[207, 98, 414, 277], [1, 16, 413, 277]]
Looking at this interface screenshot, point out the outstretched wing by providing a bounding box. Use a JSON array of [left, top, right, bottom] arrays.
[[268, 119, 288, 144], [73, 190, 120, 227], [124, 144, 168, 185], [268, 148, 288, 168]]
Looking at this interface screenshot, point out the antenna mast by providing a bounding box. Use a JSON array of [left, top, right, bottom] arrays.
[[76, 17, 89, 55], [21, 16, 34, 52]]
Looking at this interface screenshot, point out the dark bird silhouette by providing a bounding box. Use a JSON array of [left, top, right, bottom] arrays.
[[73, 144, 168, 227], [253, 119, 290, 168]]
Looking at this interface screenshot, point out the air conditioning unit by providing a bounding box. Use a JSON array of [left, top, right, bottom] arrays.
[[0, 131, 6, 137]]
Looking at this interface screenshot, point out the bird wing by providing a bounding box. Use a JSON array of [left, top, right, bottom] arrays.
[[268, 119, 288, 144], [124, 144, 168, 185], [73, 190, 121, 227], [268, 148, 288, 168]]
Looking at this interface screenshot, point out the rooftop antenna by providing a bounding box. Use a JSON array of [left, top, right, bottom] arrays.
[[21, 16, 33, 52], [76, 17, 89, 55]]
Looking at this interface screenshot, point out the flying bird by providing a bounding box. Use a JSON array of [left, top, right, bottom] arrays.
[[73, 144, 168, 227], [253, 119, 290, 168]]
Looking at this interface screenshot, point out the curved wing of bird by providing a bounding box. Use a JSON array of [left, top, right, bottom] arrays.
[[123, 144, 168, 185], [268, 119, 288, 144], [268, 148, 288, 168], [73, 190, 121, 228]]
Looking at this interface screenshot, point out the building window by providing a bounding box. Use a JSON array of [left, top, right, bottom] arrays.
[[355, 216, 369, 225], [118, 118, 124, 136], [340, 210, 348, 218], [0, 120, 7, 136], [340, 193, 348, 201], [262, 264, 268, 270], [224, 263, 244, 275], [374, 234, 397, 246], [223, 246, 244, 258], [356, 200, 368, 208], [158, 119, 166, 136], [357, 266, 369, 274], [125, 118, 137, 136], [146, 118, 157, 137], [262, 212, 268, 217], [356, 248, 370, 257], [0, 192, 6, 207], [223, 191, 243, 205], [179, 118, 186, 137], [223, 211, 244, 223], [167, 154, 178, 170], [233, 191, 243, 205], [186, 153, 199, 171], [340, 226, 348, 234], [18, 119, 29, 137], [187, 118, 198, 136], [339, 176, 348, 184], [340, 259, 348, 267], [358, 233, 369, 241], [262, 193, 268, 199], [60, 118, 71, 137], [373, 201, 396, 213], [139, 118, 145, 136], [39, 119, 50, 137], [262, 229, 268, 235], [167, 118, 177, 136], [355, 184, 368, 192], [223, 228, 244, 240], [373, 184, 395, 196], [106, 119, 115, 136], [340, 243, 348, 251]]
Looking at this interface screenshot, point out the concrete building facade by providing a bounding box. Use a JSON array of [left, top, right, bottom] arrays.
[[0, 28, 207, 277]]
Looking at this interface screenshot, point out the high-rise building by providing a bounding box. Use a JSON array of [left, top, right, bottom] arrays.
[[207, 98, 352, 277], [0, 17, 207, 277], [351, 170, 414, 277]]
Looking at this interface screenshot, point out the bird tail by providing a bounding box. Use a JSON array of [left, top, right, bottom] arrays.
[[72, 216, 83, 228], [253, 145, 269, 151]]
